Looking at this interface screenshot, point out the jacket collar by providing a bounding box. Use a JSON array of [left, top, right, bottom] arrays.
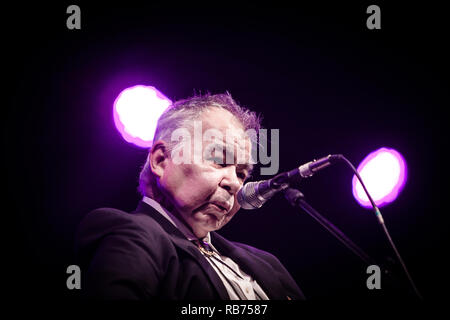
[[132, 200, 229, 299], [133, 200, 289, 300], [141, 196, 200, 241], [210, 232, 288, 300]]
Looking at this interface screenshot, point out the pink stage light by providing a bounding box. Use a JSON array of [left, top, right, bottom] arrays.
[[352, 147, 407, 208], [113, 85, 172, 148]]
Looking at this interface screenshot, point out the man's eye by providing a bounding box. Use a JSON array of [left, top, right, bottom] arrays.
[[237, 172, 247, 180]]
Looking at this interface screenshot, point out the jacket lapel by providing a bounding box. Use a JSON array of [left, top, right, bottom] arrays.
[[211, 232, 288, 300], [132, 201, 229, 299]]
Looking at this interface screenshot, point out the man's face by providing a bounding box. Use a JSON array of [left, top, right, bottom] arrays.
[[158, 108, 253, 238]]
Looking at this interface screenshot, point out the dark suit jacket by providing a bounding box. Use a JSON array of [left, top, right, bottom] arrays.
[[75, 201, 305, 300]]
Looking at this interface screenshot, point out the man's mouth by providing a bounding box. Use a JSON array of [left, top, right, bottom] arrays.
[[193, 200, 232, 219], [209, 203, 228, 213], [196, 202, 230, 216]]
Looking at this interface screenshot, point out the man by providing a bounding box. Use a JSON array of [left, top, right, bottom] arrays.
[[75, 93, 304, 300]]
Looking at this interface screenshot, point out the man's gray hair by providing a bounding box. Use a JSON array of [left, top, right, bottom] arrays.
[[138, 92, 262, 196]]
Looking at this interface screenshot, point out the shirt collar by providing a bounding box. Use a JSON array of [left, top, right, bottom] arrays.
[[142, 196, 210, 243]]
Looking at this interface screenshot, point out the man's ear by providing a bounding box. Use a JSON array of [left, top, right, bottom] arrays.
[[149, 141, 169, 179]]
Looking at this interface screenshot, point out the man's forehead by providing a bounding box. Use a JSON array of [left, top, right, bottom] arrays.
[[200, 110, 250, 149], [188, 108, 255, 170]]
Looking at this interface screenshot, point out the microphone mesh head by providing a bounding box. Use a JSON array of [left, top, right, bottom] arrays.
[[237, 181, 265, 210]]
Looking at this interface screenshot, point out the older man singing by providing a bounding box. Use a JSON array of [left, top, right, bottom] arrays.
[[75, 93, 304, 300]]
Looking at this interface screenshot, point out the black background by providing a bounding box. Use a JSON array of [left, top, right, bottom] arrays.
[[3, 1, 448, 306]]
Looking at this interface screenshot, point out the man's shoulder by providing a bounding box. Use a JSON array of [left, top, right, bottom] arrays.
[[75, 206, 170, 250], [233, 241, 279, 261], [213, 232, 281, 264], [80, 206, 163, 231]]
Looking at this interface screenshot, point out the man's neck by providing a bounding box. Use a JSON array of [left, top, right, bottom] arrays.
[[143, 194, 207, 241]]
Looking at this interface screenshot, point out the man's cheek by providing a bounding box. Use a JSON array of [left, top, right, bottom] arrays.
[[227, 205, 240, 219], [222, 212, 237, 227], [231, 196, 240, 212]]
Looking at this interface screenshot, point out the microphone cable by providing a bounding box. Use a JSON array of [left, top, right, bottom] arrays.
[[334, 154, 423, 300]]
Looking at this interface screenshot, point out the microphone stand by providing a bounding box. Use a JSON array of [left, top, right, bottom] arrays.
[[284, 188, 377, 267], [240, 153, 422, 298]]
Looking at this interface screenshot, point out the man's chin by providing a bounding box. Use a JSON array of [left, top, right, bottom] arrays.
[[196, 213, 227, 232], [200, 213, 221, 226]]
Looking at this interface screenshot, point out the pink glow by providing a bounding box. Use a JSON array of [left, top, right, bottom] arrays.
[[352, 147, 407, 208], [113, 85, 172, 148]]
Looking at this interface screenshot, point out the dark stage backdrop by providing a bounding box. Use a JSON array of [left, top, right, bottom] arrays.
[[3, 1, 447, 305]]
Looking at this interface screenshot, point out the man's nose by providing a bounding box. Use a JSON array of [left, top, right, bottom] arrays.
[[219, 166, 242, 195]]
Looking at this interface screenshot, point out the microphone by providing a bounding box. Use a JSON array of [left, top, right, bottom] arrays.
[[237, 154, 341, 209]]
